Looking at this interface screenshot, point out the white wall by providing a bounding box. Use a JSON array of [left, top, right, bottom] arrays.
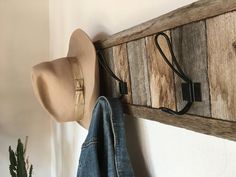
[[49, 0, 236, 177], [0, 0, 52, 176]]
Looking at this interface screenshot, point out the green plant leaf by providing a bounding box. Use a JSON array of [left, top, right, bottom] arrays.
[[16, 139, 27, 177], [9, 138, 33, 177], [9, 146, 17, 168], [29, 165, 33, 177], [9, 165, 17, 177]]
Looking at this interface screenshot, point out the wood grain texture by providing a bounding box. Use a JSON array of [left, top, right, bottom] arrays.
[[101, 47, 119, 97], [127, 38, 151, 106], [171, 21, 211, 117], [112, 44, 132, 103], [95, 0, 236, 49], [96, 2, 236, 141], [123, 104, 236, 142], [145, 31, 176, 109], [207, 11, 236, 121]]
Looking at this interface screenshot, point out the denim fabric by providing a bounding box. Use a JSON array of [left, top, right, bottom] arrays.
[[77, 96, 135, 177]]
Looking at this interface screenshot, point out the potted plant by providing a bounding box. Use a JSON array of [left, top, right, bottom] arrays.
[[9, 137, 33, 177]]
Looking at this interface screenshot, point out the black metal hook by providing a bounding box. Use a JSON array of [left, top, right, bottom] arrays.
[[154, 32, 202, 115], [96, 50, 128, 97]]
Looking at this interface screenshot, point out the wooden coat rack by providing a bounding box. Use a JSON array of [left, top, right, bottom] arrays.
[[95, 0, 236, 141]]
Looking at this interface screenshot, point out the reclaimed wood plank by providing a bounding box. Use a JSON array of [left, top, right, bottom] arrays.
[[207, 11, 236, 121], [95, 0, 236, 49], [123, 104, 236, 142], [171, 21, 211, 117], [96, 1, 236, 142], [101, 47, 119, 97], [145, 31, 176, 109], [127, 38, 151, 106], [112, 44, 132, 103]]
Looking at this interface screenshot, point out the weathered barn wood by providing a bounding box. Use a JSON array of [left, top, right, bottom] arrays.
[[101, 47, 118, 97], [96, 1, 236, 141], [207, 11, 236, 121], [124, 104, 236, 142], [145, 31, 176, 109], [127, 39, 151, 106], [171, 21, 211, 117], [112, 44, 132, 103]]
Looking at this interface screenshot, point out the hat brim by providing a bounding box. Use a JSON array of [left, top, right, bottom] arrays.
[[67, 29, 100, 129]]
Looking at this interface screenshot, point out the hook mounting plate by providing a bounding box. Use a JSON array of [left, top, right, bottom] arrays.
[[181, 82, 202, 102]]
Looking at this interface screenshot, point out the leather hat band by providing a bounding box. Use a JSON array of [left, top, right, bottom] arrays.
[[68, 57, 85, 120]]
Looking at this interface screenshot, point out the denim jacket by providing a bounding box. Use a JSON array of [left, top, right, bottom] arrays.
[[77, 96, 135, 177]]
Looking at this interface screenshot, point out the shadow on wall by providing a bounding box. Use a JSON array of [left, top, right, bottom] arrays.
[[125, 115, 151, 177], [92, 31, 109, 42]]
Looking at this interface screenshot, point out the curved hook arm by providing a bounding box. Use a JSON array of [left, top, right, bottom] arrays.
[[97, 50, 128, 96], [155, 32, 193, 115]]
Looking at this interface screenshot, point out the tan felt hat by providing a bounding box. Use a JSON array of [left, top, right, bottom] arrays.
[[31, 29, 99, 129]]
